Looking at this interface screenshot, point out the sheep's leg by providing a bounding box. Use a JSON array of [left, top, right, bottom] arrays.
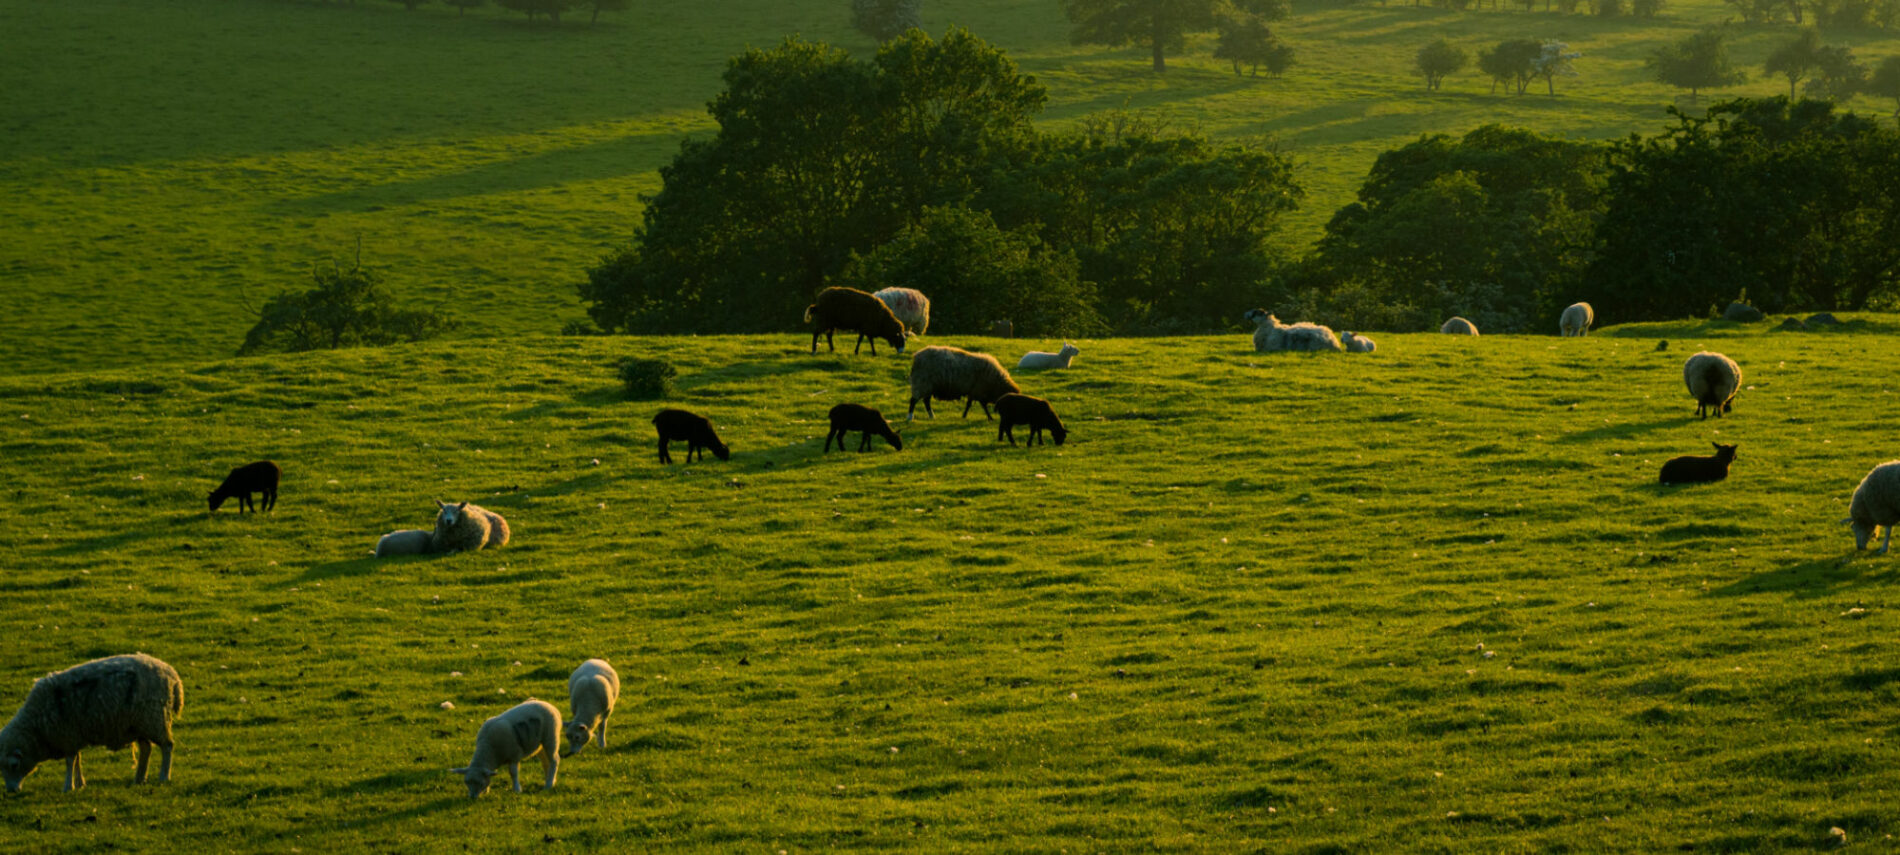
[[508, 761, 522, 793], [854, 333, 865, 355], [265, 488, 277, 512], [824, 429, 835, 452], [962, 398, 975, 418], [811, 329, 821, 354], [826, 330, 835, 352], [597, 719, 607, 749], [157, 742, 172, 783], [658, 438, 670, 464], [66, 753, 82, 792], [136, 740, 151, 783], [981, 401, 995, 420], [542, 752, 558, 791], [1881, 525, 1893, 555], [859, 432, 871, 452]]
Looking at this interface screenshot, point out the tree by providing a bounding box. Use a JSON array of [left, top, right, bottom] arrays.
[[852, 0, 924, 42], [1648, 28, 1745, 100], [1262, 40, 1295, 78], [385, 0, 431, 9], [1723, 0, 1788, 21], [1478, 39, 1540, 95], [1531, 40, 1581, 95], [1764, 29, 1822, 99], [1869, 55, 1900, 116], [1417, 40, 1469, 91], [442, 0, 485, 13], [1060, 0, 1223, 72], [582, 0, 628, 24], [1805, 44, 1866, 100], [1632, 0, 1665, 16], [239, 256, 456, 356], [1213, 12, 1278, 76], [497, 0, 580, 21]]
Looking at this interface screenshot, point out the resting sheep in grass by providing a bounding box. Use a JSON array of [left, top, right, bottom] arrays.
[[375, 529, 435, 557], [1017, 343, 1079, 370], [1843, 461, 1900, 554], [872, 287, 930, 337], [995, 393, 1068, 447], [907, 345, 1020, 421], [652, 408, 730, 464], [1659, 443, 1738, 485], [561, 660, 620, 757], [805, 287, 907, 356], [1441, 317, 1479, 336], [1243, 309, 1343, 352], [1, 653, 183, 793], [1340, 331, 1377, 353], [1683, 351, 1742, 419], [1561, 302, 1594, 337], [209, 460, 280, 513], [825, 404, 902, 452], [451, 699, 560, 799], [432, 500, 510, 553]]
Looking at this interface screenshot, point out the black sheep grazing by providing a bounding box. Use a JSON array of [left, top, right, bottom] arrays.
[[804, 287, 908, 356], [825, 404, 902, 453], [995, 394, 1068, 447], [652, 409, 730, 464], [1659, 443, 1737, 485], [209, 460, 281, 513]]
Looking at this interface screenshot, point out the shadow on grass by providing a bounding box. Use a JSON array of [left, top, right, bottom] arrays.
[[328, 769, 444, 798], [40, 511, 214, 556], [337, 794, 470, 828], [1559, 416, 1695, 444], [1707, 555, 1879, 598], [295, 556, 385, 583]]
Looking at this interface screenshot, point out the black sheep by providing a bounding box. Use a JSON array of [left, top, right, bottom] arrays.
[[825, 404, 902, 453], [209, 460, 281, 513], [804, 287, 907, 356], [653, 409, 730, 464], [1659, 443, 1737, 485], [995, 394, 1068, 447]]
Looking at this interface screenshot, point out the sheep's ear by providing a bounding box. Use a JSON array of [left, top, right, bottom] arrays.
[[449, 767, 468, 775], [457, 502, 468, 510], [435, 499, 446, 509], [1841, 517, 1854, 526]]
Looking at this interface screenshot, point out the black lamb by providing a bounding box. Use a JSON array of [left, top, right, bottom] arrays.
[[653, 409, 730, 464], [825, 404, 902, 453], [1659, 443, 1737, 485], [995, 394, 1068, 447], [209, 460, 281, 513], [804, 287, 908, 356]]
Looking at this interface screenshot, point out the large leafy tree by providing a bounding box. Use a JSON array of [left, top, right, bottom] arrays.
[[1764, 29, 1822, 99], [1416, 39, 1469, 91], [1213, 12, 1279, 77], [852, 0, 924, 42], [1805, 44, 1866, 100], [1531, 40, 1582, 96], [1060, 0, 1223, 72], [239, 258, 456, 355], [1648, 28, 1746, 101], [497, 0, 580, 21], [1478, 39, 1541, 95], [1870, 56, 1900, 116]]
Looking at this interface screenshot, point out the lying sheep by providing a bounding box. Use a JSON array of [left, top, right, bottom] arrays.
[[561, 660, 620, 757], [451, 699, 561, 799], [375, 529, 435, 557], [1017, 343, 1079, 370], [432, 500, 511, 553], [995, 393, 1068, 447], [988, 320, 1013, 338], [805, 287, 907, 356], [1340, 331, 1377, 353], [1561, 302, 1594, 337], [1659, 443, 1738, 485], [1724, 301, 1764, 323], [1683, 351, 1742, 419], [825, 403, 902, 452], [1, 653, 183, 793], [1844, 461, 1900, 553], [1441, 317, 1479, 336], [209, 460, 280, 513], [653, 408, 730, 464], [1243, 309, 1343, 352], [907, 345, 1020, 421], [872, 287, 930, 337]]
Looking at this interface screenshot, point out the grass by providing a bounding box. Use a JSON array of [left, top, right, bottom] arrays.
[[1, 325, 1899, 850], [4, 0, 1899, 375]]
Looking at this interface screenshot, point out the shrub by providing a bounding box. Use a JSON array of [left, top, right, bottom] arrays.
[[238, 255, 456, 356], [618, 358, 677, 400]]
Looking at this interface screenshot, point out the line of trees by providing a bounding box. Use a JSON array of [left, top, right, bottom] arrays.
[[297, 0, 628, 24], [1060, 0, 1295, 77]]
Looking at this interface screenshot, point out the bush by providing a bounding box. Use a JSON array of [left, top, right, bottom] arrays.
[[1632, 0, 1665, 16], [1595, 0, 1626, 16], [238, 256, 456, 356], [618, 358, 677, 400]]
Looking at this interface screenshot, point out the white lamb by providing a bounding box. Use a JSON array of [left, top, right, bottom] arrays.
[[451, 699, 561, 799], [1340, 331, 1377, 353], [1843, 461, 1900, 553], [1560, 302, 1594, 336], [561, 659, 621, 757], [1, 653, 184, 793], [1016, 343, 1079, 370], [1243, 309, 1343, 352], [374, 529, 434, 557]]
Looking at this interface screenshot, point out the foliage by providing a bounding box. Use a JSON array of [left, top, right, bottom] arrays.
[[237, 257, 457, 356], [1647, 28, 1746, 99], [617, 357, 676, 399], [580, 0, 628, 24], [1478, 38, 1540, 95], [1631, 0, 1665, 16], [1530, 40, 1582, 96], [384, 0, 431, 9], [1810, 0, 1900, 27], [1261, 40, 1295, 78], [1060, 0, 1222, 72], [1870, 56, 1900, 116], [496, 0, 580, 20], [851, 0, 924, 42], [1722, 0, 1787, 21], [1763, 29, 1822, 99], [1803, 44, 1865, 101], [440, 0, 484, 12], [1416, 39, 1469, 91], [1212, 11, 1281, 77]]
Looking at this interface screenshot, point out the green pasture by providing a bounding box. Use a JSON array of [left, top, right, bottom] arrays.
[[0, 326, 1897, 850]]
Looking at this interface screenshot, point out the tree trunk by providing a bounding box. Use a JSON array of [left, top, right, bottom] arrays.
[[592, 5, 601, 24], [1151, 25, 1166, 72]]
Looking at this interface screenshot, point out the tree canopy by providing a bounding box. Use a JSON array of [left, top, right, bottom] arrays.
[[1416, 39, 1469, 91], [1060, 0, 1223, 72], [1648, 28, 1746, 99]]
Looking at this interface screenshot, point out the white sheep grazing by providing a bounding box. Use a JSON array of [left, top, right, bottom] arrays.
[[432, 500, 511, 553], [1440, 317, 1479, 336], [1016, 343, 1079, 370], [561, 659, 621, 757], [375, 529, 434, 557], [1843, 462, 1900, 553], [451, 699, 561, 799], [1340, 331, 1377, 353], [872, 287, 931, 337], [1243, 309, 1343, 352], [0, 653, 183, 793], [1682, 351, 1742, 419], [1560, 302, 1594, 336]]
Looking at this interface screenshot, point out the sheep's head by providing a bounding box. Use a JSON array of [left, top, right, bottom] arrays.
[[1049, 423, 1069, 446], [1059, 343, 1079, 358], [1847, 517, 1873, 551], [1243, 308, 1266, 325], [709, 440, 731, 462], [451, 765, 493, 799], [1711, 443, 1738, 460], [888, 333, 907, 355], [207, 491, 225, 513], [434, 500, 467, 530], [884, 427, 903, 452], [561, 721, 592, 757], [2, 746, 38, 793]]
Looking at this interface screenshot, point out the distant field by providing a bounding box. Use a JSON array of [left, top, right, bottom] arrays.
[[3, 0, 1897, 375], [2, 324, 1899, 849]]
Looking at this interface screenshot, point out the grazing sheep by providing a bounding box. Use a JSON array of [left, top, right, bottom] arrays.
[[872, 287, 930, 337], [988, 320, 1013, 338], [375, 529, 435, 557], [1243, 309, 1343, 352], [1016, 343, 1079, 370], [1340, 331, 1378, 353], [1778, 317, 1807, 331], [561, 660, 620, 757], [652, 409, 730, 464], [1682, 351, 1743, 419], [1843, 461, 1900, 553], [825, 404, 902, 452], [1659, 443, 1738, 485], [906, 345, 1020, 421], [1560, 302, 1594, 337], [451, 699, 560, 799], [995, 394, 1068, 447], [804, 287, 907, 356], [209, 460, 280, 513], [1440, 317, 1479, 336], [0, 653, 183, 793], [432, 500, 511, 553], [1724, 301, 1764, 323], [1656, 340, 1669, 352], [1806, 312, 1841, 326]]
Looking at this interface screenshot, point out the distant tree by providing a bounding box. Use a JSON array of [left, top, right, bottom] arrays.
[[1764, 29, 1823, 99], [1594, 0, 1625, 16], [1417, 40, 1468, 91], [1531, 40, 1581, 95], [1479, 39, 1540, 95], [385, 0, 431, 9], [497, 0, 579, 21], [1213, 12, 1278, 76], [1232, 0, 1291, 16], [1870, 56, 1900, 116], [582, 0, 628, 24], [852, 0, 924, 42], [1805, 44, 1866, 100], [1262, 40, 1295, 77], [442, 0, 485, 13], [1632, 0, 1664, 16], [1648, 28, 1746, 101], [1723, 0, 1788, 21], [1060, 0, 1223, 72], [239, 255, 456, 356]]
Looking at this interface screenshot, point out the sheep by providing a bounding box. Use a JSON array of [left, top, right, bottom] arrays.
[[1659, 443, 1738, 485], [1806, 312, 1841, 326], [995, 393, 1068, 447], [1340, 331, 1377, 353], [1682, 351, 1742, 419], [1843, 461, 1900, 553], [375, 529, 435, 557], [653, 408, 730, 464], [451, 699, 560, 799], [988, 320, 1013, 338], [906, 345, 1020, 421], [1016, 343, 1079, 370], [1723, 301, 1764, 323], [0, 653, 183, 793], [1243, 309, 1343, 352], [561, 660, 620, 757], [1560, 302, 1594, 337], [432, 500, 511, 553], [208, 460, 280, 513], [825, 403, 902, 452], [804, 287, 907, 356], [1440, 317, 1480, 336], [872, 287, 930, 337]]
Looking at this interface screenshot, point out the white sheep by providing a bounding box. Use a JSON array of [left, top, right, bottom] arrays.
[[1243, 309, 1343, 352], [1682, 351, 1742, 419], [375, 529, 434, 557], [1340, 331, 1377, 353], [1016, 343, 1079, 370], [1440, 317, 1479, 336], [561, 659, 621, 757], [432, 500, 511, 553], [1843, 462, 1900, 553], [1, 653, 183, 793], [1560, 302, 1594, 336], [451, 698, 561, 799], [872, 287, 931, 337]]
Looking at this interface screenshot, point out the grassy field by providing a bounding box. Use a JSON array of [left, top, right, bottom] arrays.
[[4, 0, 1898, 375], [2, 324, 1899, 850]]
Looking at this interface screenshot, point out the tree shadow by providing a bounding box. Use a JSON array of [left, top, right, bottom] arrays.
[[1707, 555, 1883, 598], [294, 556, 386, 583], [1558, 416, 1696, 444]]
